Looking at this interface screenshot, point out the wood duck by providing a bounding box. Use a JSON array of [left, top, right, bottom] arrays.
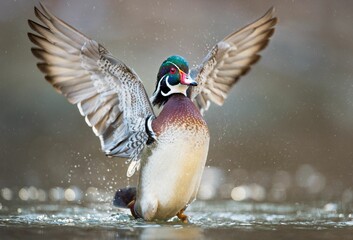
[[28, 4, 277, 222]]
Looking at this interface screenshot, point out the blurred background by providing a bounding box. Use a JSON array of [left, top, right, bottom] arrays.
[[0, 0, 353, 204]]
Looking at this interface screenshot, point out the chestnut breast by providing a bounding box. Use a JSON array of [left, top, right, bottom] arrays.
[[152, 94, 208, 137]]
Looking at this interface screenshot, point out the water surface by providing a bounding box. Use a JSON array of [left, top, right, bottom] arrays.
[[1, 200, 353, 239]]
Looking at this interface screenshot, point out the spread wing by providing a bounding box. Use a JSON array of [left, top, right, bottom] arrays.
[[28, 3, 155, 177], [189, 8, 277, 114]]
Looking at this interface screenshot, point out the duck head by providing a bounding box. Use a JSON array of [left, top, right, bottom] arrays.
[[151, 55, 197, 107]]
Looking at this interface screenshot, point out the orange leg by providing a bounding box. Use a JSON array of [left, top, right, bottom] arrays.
[[127, 200, 139, 219], [176, 207, 189, 223]]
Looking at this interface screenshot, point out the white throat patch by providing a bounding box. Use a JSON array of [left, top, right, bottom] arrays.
[[161, 76, 188, 97], [150, 75, 188, 103]]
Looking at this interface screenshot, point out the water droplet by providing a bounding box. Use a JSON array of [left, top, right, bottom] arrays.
[[231, 186, 248, 201], [28, 186, 39, 200], [1, 188, 13, 201], [64, 188, 76, 201], [19, 188, 29, 201], [49, 187, 65, 201], [37, 189, 47, 201], [324, 203, 337, 212]]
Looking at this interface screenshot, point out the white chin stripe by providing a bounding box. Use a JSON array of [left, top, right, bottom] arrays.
[[161, 76, 188, 97], [150, 74, 165, 102]]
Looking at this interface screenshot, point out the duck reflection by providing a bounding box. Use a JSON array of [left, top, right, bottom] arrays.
[[140, 226, 203, 240]]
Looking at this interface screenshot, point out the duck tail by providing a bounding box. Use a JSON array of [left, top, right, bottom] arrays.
[[113, 186, 136, 208], [113, 187, 140, 219]]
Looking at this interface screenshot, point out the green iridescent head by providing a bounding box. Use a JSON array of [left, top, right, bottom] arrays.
[[152, 55, 197, 107], [156, 55, 189, 81]]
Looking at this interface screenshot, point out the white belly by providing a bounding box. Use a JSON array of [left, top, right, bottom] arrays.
[[137, 127, 209, 220]]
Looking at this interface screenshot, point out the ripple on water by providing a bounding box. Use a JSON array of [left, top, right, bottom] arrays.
[[1, 200, 353, 231]]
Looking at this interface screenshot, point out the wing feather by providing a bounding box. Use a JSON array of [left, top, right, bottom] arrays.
[[28, 4, 155, 176], [189, 8, 277, 114]]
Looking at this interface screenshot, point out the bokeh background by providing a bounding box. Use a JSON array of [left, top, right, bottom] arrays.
[[1, 0, 353, 204]]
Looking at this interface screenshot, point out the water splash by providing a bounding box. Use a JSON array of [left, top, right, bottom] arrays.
[[1, 201, 353, 228], [1, 200, 353, 239]]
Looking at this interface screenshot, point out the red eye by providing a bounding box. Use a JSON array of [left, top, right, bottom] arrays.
[[170, 67, 176, 74]]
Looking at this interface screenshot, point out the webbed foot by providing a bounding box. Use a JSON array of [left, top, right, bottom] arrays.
[[176, 207, 189, 223]]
